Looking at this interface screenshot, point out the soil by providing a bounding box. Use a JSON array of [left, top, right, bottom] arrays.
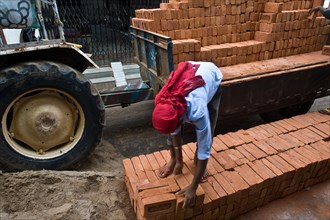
[[0, 97, 329, 220]]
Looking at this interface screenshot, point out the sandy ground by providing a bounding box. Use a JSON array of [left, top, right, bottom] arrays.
[[0, 96, 329, 220]]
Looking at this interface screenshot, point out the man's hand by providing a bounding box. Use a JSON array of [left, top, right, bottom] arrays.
[[176, 185, 197, 208], [309, 6, 321, 14]]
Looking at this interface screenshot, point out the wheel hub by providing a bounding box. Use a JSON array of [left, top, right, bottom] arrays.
[[9, 91, 78, 152]]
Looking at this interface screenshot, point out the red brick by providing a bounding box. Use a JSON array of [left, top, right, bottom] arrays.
[[212, 136, 229, 152], [312, 123, 330, 137], [261, 158, 283, 176], [222, 170, 250, 192], [268, 122, 288, 134], [146, 153, 160, 171], [184, 143, 196, 161], [217, 133, 241, 148], [309, 112, 330, 123], [290, 130, 313, 145], [139, 193, 176, 218], [209, 154, 225, 173], [265, 155, 292, 178], [291, 114, 318, 128], [226, 149, 247, 166], [235, 164, 263, 187], [283, 118, 306, 130], [273, 120, 296, 132], [278, 133, 303, 148], [260, 13, 278, 23], [243, 143, 267, 159], [214, 172, 236, 195], [213, 150, 238, 170], [309, 140, 330, 155], [236, 144, 256, 162], [160, 150, 171, 163], [200, 181, 220, 208], [253, 126, 273, 138], [259, 124, 282, 136], [253, 139, 277, 156], [308, 126, 329, 139], [132, 156, 145, 173], [235, 129, 255, 143], [245, 127, 269, 141], [264, 3, 283, 13], [227, 132, 245, 146], [248, 160, 276, 187], [207, 176, 228, 206], [153, 152, 167, 167]]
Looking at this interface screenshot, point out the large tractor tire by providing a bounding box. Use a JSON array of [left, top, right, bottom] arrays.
[[0, 61, 105, 170]]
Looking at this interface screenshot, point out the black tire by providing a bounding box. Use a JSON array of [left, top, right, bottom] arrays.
[[278, 100, 315, 118], [0, 61, 105, 171]]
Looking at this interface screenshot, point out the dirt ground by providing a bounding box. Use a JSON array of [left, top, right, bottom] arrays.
[[0, 97, 329, 220]]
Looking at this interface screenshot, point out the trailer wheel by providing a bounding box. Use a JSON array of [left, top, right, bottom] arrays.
[[0, 61, 105, 170], [278, 100, 314, 118]]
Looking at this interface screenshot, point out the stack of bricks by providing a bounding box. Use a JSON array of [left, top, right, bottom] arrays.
[[131, 0, 330, 69], [123, 111, 330, 219]]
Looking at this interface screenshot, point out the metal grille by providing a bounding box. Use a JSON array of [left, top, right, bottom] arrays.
[[55, 0, 168, 66]]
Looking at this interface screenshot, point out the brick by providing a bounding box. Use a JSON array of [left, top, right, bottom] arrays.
[[212, 136, 229, 152], [312, 123, 330, 137], [278, 133, 303, 148], [183, 144, 195, 161], [236, 144, 256, 162], [213, 150, 238, 170], [322, 45, 330, 55], [214, 172, 236, 196], [255, 31, 274, 42], [243, 143, 267, 159], [245, 127, 269, 141], [146, 153, 161, 171], [309, 112, 330, 123], [261, 158, 283, 176], [248, 160, 276, 186], [308, 126, 329, 139], [209, 154, 225, 173], [258, 124, 281, 136], [221, 171, 250, 200], [207, 176, 228, 206], [160, 150, 171, 163], [268, 121, 288, 134], [290, 130, 313, 145], [226, 149, 247, 166], [283, 118, 306, 130], [217, 133, 241, 148], [235, 164, 263, 187], [139, 193, 176, 217], [235, 129, 255, 143], [153, 152, 167, 168], [253, 139, 278, 156], [273, 120, 296, 132], [260, 13, 278, 23], [227, 132, 245, 146]]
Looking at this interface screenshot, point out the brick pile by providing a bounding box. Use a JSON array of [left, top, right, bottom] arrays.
[[131, 0, 330, 69], [123, 111, 330, 219]]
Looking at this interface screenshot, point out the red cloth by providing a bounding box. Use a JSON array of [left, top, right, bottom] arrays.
[[152, 62, 205, 134]]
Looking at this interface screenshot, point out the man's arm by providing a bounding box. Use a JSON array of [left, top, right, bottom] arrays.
[[309, 6, 330, 19]]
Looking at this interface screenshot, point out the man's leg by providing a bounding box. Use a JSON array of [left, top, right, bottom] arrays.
[[158, 134, 183, 178]]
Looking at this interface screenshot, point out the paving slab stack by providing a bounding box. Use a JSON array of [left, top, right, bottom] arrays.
[[123, 112, 330, 219], [132, 0, 330, 70]]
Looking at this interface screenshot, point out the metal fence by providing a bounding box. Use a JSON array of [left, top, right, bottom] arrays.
[[55, 0, 168, 66]]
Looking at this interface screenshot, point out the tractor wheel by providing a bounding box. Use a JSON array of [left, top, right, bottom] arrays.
[[278, 100, 315, 118], [259, 110, 282, 123], [0, 61, 105, 170]]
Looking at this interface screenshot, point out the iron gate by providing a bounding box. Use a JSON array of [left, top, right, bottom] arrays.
[[55, 0, 168, 66]]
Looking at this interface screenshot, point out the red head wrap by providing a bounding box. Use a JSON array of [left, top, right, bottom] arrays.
[[152, 62, 205, 134]]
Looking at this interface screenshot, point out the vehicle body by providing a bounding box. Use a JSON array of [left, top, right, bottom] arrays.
[[0, 0, 151, 170], [0, 0, 329, 171]]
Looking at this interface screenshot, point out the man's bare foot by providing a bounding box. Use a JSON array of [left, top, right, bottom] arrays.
[[158, 158, 176, 178], [200, 170, 209, 183], [173, 161, 184, 175]]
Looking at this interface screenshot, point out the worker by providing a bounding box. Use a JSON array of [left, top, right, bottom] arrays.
[[152, 61, 223, 208], [309, 6, 330, 19]]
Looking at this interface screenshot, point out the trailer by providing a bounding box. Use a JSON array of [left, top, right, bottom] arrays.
[[0, 0, 329, 170]]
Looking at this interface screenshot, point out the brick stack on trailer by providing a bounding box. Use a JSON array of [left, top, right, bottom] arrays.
[[123, 112, 330, 220], [132, 0, 329, 69]]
